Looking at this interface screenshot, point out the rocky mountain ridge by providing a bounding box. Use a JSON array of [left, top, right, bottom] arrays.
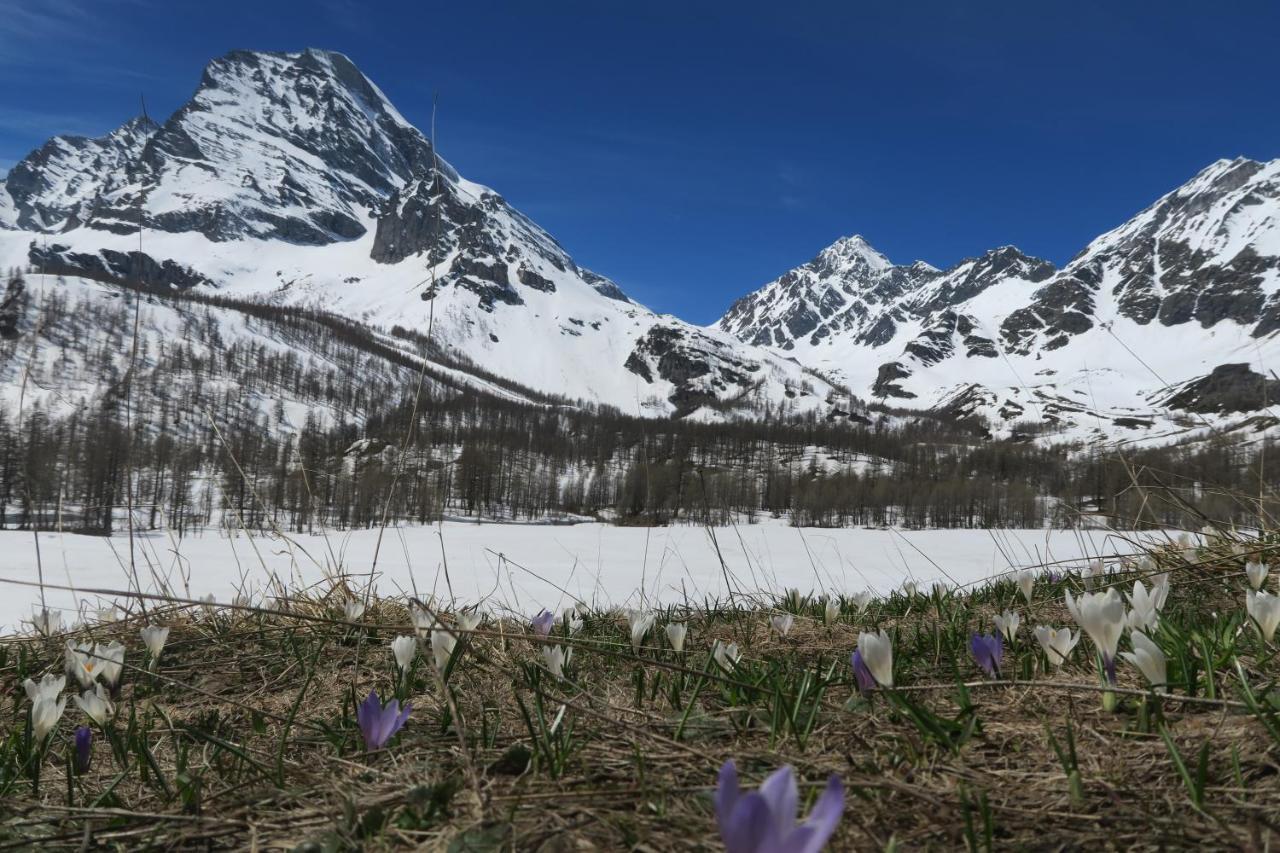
[[0, 49, 842, 420], [717, 157, 1280, 442]]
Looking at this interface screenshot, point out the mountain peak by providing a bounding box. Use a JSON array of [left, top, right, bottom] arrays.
[[1, 114, 157, 231], [819, 233, 892, 271], [66, 47, 444, 244]]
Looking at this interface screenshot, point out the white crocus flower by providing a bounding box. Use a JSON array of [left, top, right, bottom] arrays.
[[1033, 626, 1079, 667], [1120, 631, 1167, 693], [712, 640, 741, 671], [771, 614, 795, 637], [23, 673, 66, 705], [430, 628, 457, 675], [993, 610, 1021, 643], [1016, 569, 1035, 604], [561, 608, 583, 634], [1152, 572, 1171, 606], [857, 630, 894, 688], [343, 598, 366, 622], [1126, 581, 1162, 633], [96, 641, 126, 689], [31, 695, 67, 741], [628, 610, 656, 653], [665, 622, 688, 652], [1080, 563, 1096, 592], [390, 635, 417, 674], [931, 580, 950, 597], [1152, 568, 1172, 601], [824, 599, 840, 624], [1065, 589, 1126, 681], [200, 594, 218, 617], [852, 591, 873, 614], [410, 607, 434, 637], [1246, 589, 1280, 643], [901, 580, 919, 598], [542, 645, 567, 679], [96, 605, 120, 623], [457, 611, 483, 633], [140, 626, 169, 661], [74, 683, 115, 726], [30, 608, 62, 637], [66, 641, 97, 688], [1246, 562, 1269, 591]]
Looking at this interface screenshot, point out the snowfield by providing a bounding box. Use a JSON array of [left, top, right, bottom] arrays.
[[0, 518, 1174, 633]]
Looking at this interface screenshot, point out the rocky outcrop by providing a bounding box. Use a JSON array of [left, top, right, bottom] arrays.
[[625, 324, 769, 415], [27, 243, 212, 291], [1164, 363, 1280, 414], [2, 116, 156, 232]]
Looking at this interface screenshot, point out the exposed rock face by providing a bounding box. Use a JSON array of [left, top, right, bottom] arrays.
[[0, 48, 838, 421], [1164, 363, 1280, 414], [871, 361, 915, 399], [716, 158, 1280, 438], [625, 323, 768, 415], [2, 117, 157, 232], [719, 236, 942, 350], [27, 243, 212, 291], [79, 49, 441, 245], [999, 158, 1280, 354]]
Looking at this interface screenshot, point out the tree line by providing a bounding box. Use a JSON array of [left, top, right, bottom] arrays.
[[2, 268, 1276, 535]]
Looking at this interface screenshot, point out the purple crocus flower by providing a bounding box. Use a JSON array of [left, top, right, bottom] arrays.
[[531, 609, 555, 638], [355, 690, 411, 752], [850, 649, 876, 696], [715, 760, 843, 853], [969, 632, 1003, 678], [73, 725, 93, 775]]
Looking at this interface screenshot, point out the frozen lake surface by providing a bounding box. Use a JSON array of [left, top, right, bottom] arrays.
[[0, 519, 1171, 632]]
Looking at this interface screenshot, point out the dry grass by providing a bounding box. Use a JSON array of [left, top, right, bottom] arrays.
[[2, 540, 1280, 851]]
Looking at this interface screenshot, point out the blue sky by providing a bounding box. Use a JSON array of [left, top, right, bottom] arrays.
[[2, 0, 1277, 323]]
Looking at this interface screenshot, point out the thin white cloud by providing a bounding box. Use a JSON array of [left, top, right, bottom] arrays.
[[0, 107, 111, 138], [0, 0, 156, 69], [0, 1, 95, 58]]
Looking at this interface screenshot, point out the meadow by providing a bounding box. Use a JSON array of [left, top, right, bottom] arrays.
[[3, 524, 1279, 849]]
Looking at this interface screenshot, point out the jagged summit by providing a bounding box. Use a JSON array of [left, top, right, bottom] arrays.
[[3, 47, 1278, 438], [1, 115, 158, 232], [0, 48, 840, 421], [717, 158, 1280, 441], [817, 234, 893, 271]]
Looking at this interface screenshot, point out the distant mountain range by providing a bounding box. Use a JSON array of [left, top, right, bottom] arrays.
[[3, 48, 1278, 443], [717, 157, 1280, 441]]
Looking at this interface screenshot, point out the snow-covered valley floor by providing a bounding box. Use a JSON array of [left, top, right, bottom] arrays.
[[0, 519, 1175, 632]]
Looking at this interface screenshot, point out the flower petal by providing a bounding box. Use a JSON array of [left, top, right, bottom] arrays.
[[724, 792, 780, 853], [758, 764, 799, 836], [716, 759, 741, 840]]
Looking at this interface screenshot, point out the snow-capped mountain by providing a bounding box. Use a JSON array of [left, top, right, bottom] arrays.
[[4, 46, 1276, 443], [2, 116, 157, 232], [717, 158, 1280, 443], [0, 49, 840, 420]]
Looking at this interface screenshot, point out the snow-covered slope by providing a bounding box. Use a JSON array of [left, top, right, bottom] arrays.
[[717, 158, 1280, 443], [0, 49, 842, 420], [1, 116, 156, 232], [7, 46, 1276, 441]]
